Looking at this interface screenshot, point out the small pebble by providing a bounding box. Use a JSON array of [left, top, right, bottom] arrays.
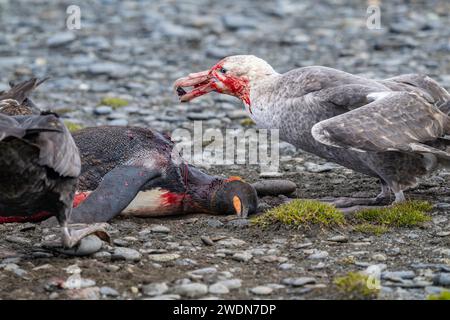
[[250, 286, 273, 295]]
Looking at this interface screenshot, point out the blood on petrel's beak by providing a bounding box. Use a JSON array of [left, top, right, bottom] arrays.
[[173, 70, 216, 102]]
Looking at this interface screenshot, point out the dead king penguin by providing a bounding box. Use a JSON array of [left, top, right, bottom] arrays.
[[69, 126, 258, 223]]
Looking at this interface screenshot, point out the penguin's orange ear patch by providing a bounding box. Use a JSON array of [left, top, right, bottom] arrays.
[[226, 176, 243, 182], [233, 196, 242, 215]]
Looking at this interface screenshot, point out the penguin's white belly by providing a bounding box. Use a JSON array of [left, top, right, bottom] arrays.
[[122, 188, 183, 217]]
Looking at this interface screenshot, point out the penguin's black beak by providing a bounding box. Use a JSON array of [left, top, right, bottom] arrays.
[[210, 179, 258, 218]]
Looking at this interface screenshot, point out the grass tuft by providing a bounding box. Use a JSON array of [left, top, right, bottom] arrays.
[[353, 223, 389, 236], [251, 199, 345, 228], [427, 291, 450, 300], [334, 272, 380, 300], [99, 97, 129, 109], [64, 120, 84, 133], [354, 200, 432, 228]]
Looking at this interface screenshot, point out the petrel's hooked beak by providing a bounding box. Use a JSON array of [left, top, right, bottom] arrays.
[[173, 70, 217, 102]]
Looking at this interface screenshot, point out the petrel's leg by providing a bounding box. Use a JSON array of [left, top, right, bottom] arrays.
[[69, 165, 162, 223]]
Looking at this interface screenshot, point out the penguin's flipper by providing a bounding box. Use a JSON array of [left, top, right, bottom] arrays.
[[69, 165, 161, 223]]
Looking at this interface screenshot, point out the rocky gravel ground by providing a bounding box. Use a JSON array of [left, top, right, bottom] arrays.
[[1, 0, 450, 300]]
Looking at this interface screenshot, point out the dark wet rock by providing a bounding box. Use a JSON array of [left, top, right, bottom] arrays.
[[252, 179, 297, 196]]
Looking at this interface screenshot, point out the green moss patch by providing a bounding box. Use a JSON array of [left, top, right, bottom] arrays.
[[252, 199, 345, 229], [334, 272, 380, 300], [64, 120, 84, 133], [353, 223, 389, 236], [427, 291, 450, 300], [240, 118, 255, 126], [354, 200, 432, 228], [99, 97, 129, 109], [252, 199, 431, 233]]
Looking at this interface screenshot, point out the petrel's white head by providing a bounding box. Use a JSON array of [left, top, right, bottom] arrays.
[[173, 55, 277, 107]]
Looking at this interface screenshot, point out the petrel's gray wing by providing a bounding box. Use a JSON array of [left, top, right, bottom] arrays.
[[311, 91, 450, 158]]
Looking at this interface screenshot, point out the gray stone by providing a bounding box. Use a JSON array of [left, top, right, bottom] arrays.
[[142, 282, 169, 296], [58, 235, 103, 257], [215, 279, 242, 290], [190, 267, 217, 275], [433, 273, 450, 286], [282, 277, 317, 287], [308, 250, 329, 260], [100, 286, 119, 297], [209, 283, 230, 295], [207, 219, 224, 228], [87, 62, 129, 78], [47, 32, 76, 47], [94, 106, 113, 115], [232, 252, 253, 262], [250, 286, 273, 295], [108, 119, 128, 126], [382, 271, 415, 281], [173, 283, 208, 298], [217, 238, 246, 248], [222, 15, 257, 30], [327, 235, 349, 243], [112, 247, 141, 262], [150, 225, 170, 233], [304, 162, 340, 173], [226, 219, 250, 228], [148, 253, 180, 262], [63, 274, 96, 289], [145, 294, 180, 300]]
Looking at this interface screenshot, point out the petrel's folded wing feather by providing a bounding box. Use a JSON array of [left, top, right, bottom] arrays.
[[311, 92, 450, 158], [17, 114, 81, 178]]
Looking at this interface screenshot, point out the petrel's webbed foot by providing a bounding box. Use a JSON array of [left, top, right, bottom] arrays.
[[320, 180, 393, 208], [62, 223, 110, 249], [319, 196, 391, 208]]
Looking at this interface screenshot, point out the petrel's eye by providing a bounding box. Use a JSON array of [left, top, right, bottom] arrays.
[[219, 67, 227, 74]]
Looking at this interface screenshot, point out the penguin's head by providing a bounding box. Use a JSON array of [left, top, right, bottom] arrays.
[[209, 177, 258, 218]]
